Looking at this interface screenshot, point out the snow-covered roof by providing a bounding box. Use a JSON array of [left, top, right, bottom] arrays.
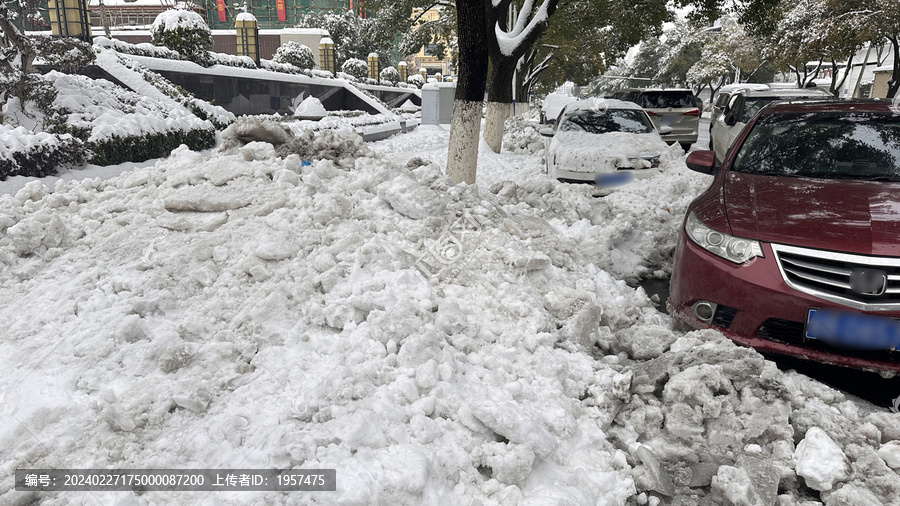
[[717, 83, 769, 94], [745, 88, 833, 98], [564, 98, 644, 113]]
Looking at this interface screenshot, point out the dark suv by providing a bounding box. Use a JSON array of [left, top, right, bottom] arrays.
[[612, 88, 701, 150]]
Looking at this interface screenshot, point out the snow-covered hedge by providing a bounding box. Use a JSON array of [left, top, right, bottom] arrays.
[[89, 128, 215, 166], [97, 50, 234, 129], [0, 125, 85, 180], [341, 58, 368, 81], [379, 66, 400, 86], [47, 71, 216, 165], [1, 68, 218, 176], [150, 8, 213, 64], [272, 41, 316, 70], [407, 73, 425, 88]]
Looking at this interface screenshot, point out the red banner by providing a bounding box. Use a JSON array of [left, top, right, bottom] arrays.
[[276, 0, 286, 22], [216, 0, 226, 22]]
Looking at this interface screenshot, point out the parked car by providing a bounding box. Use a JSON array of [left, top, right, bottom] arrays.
[[709, 85, 834, 163], [670, 99, 900, 375], [540, 98, 670, 186], [708, 83, 769, 132], [612, 88, 701, 150], [540, 93, 579, 124]]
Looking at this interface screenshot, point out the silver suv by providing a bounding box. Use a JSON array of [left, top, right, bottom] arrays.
[[612, 88, 701, 150], [709, 85, 834, 163]]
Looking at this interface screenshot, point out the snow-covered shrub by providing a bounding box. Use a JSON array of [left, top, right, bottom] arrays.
[[107, 52, 234, 129], [46, 71, 216, 165], [32, 37, 95, 72], [206, 51, 256, 69], [379, 66, 400, 86], [0, 126, 85, 180], [407, 73, 425, 88], [94, 36, 178, 59], [272, 41, 316, 70], [150, 9, 213, 64], [341, 58, 368, 81]]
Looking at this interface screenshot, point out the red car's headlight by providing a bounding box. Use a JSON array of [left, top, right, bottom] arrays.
[[685, 212, 764, 264]]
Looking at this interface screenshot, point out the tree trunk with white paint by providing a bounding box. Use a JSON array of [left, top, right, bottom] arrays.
[[447, 99, 483, 184], [483, 101, 515, 154], [484, 0, 559, 153], [446, 0, 490, 184]]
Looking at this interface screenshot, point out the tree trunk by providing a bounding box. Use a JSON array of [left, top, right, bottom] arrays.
[[830, 54, 852, 97], [483, 61, 516, 153], [446, 0, 490, 184], [888, 35, 900, 99], [483, 0, 559, 154]]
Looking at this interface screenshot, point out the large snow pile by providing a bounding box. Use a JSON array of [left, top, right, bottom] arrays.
[[502, 113, 545, 155], [1, 125, 899, 505]]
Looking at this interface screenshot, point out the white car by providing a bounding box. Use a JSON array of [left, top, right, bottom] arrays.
[[709, 86, 834, 163], [540, 93, 579, 124], [542, 99, 672, 186]]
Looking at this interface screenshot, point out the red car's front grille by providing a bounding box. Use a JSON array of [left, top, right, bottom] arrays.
[[757, 318, 900, 364], [772, 244, 900, 311]]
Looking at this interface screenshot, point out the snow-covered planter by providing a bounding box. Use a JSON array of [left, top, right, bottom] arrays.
[[272, 41, 316, 70], [379, 66, 400, 86], [0, 126, 85, 180], [340, 58, 368, 81], [150, 8, 213, 64]]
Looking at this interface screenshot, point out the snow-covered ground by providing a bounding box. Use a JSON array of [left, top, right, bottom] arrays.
[[2, 118, 900, 506]]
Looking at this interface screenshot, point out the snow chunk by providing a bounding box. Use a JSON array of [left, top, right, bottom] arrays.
[[877, 440, 900, 469], [711, 465, 760, 506], [293, 96, 327, 118], [163, 188, 252, 212], [793, 427, 849, 491], [240, 141, 277, 161], [377, 174, 446, 219], [614, 324, 678, 359], [254, 241, 298, 261]]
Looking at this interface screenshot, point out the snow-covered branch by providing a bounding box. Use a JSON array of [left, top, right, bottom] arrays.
[[494, 0, 557, 57]]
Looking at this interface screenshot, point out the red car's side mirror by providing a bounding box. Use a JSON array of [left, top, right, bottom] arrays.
[[686, 150, 717, 175]]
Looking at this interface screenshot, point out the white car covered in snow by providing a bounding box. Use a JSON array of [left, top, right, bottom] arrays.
[[541, 98, 671, 186]]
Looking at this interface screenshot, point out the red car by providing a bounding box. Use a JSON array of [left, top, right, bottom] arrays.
[[670, 100, 900, 375]]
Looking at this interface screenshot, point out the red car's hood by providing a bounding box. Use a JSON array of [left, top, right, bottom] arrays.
[[723, 172, 900, 256]]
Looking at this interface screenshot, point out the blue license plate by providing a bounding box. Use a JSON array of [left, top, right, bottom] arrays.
[[805, 308, 900, 350], [595, 172, 634, 187]]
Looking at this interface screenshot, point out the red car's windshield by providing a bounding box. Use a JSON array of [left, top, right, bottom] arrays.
[[731, 111, 900, 180]]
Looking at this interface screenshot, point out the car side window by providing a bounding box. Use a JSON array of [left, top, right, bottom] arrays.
[[715, 93, 730, 108]]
